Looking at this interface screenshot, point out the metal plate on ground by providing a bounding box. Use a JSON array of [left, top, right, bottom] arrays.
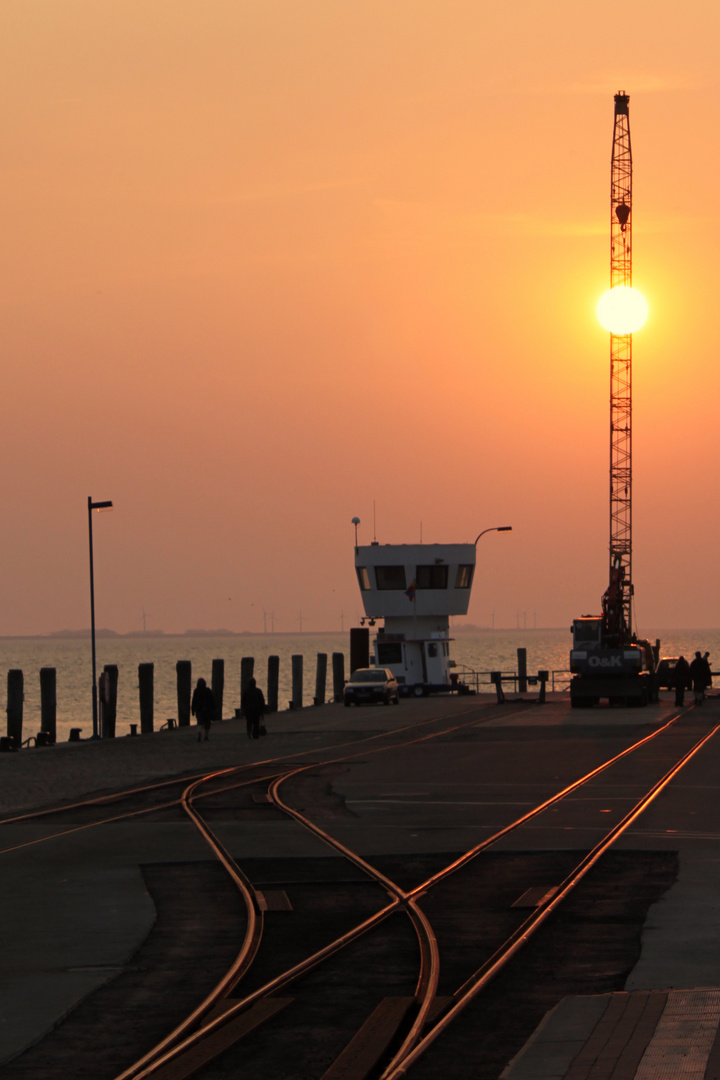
[[256, 889, 293, 911]]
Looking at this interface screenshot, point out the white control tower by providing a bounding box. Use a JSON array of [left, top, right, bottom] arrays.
[[354, 542, 476, 693]]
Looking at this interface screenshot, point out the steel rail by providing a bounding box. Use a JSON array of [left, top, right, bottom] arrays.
[[0, 768, 289, 857], [268, 708, 690, 1076], [0, 769, 216, 825], [126, 896, 404, 1080], [405, 709, 686, 901], [12, 701, 523, 866], [0, 705, 526, 1076], [117, 704, 532, 1079], [150, 707, 692, 1078], [126, 763, 440, 1080], [114, 768, 267, 1080], [373, 707, 692, 1076], [0, 698, 487, 830], [269, 766, 441, 1053], [123, 707, 693, 1079], [1, 699, 675, 1078], [380, 718, 720, 1079]]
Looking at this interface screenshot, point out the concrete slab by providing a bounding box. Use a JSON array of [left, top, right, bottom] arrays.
[[500, 994, 611, 1079]]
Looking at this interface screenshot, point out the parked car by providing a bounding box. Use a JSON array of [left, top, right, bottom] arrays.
[[655, 657, 692, 691], [344, 668, 400, 706]]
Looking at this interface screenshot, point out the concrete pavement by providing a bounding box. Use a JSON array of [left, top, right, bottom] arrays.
[[1, 692, 719, 1076]]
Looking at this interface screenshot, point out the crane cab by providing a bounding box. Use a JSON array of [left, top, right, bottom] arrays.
[[571, 616, 603, 649]]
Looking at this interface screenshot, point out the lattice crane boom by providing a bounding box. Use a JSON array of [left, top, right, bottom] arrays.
[[604, 91, 633, 645]]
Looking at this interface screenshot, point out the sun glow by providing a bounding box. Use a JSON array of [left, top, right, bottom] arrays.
[[597, 286, 648, 334]]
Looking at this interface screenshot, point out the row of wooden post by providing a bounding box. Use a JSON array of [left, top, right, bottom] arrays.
[[3, 652, 347, 748]]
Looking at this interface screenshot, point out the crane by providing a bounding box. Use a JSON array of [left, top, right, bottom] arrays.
[[604, 91, 633, 646], [569, 92, 656, 707]]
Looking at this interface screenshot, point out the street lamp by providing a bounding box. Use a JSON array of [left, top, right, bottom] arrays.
[[474, 525, 512, 545], [474, 526, 511, 630], [88, 496, 113, 739]]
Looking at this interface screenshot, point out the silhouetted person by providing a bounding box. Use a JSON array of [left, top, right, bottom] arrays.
[[703, 652, 713, 688], [191, 677, 215, 741], [241, 676, 265, 740], [674, 655, 690, 707], [690, 652, 707, 706]]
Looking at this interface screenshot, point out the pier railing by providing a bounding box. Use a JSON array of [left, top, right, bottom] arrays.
[[454, 668, 572, 694]]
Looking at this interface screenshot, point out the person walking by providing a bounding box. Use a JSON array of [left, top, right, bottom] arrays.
[[673, 655, 691, 707], [703, 652, 713, 689], [690, 651, 707, 706], [191, 677, 215, 741], [241, 676, 266, 740]]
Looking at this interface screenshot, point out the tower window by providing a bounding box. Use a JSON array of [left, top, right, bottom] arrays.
[[375, 565, 407, 590], [416, 565, 448, 589]]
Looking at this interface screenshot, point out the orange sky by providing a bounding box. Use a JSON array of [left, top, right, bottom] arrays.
[[1, 1, 719, 635]]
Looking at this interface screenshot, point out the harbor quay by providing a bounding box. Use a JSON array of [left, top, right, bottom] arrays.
[[2, 692, 720, 1077], [0, 640, 561, 748]]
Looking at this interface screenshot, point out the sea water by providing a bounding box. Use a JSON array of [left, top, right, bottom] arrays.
[[0, 628, 716, 744]]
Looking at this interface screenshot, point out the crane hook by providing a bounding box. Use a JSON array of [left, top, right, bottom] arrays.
[[615, 202, 630, 231]]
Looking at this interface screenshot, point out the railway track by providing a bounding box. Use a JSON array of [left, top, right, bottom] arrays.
[[0, 701, 713, 1079]]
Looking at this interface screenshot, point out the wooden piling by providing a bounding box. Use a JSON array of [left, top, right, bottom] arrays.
[[176, 661, 192, 727], [332, 652, 345, 702], [103, 664, 119, 739], [240, 656, 255, 704], [138, 663, 154, 734], [267, 655, 279, 714], [7, 670, 23, 748], [517, 648, 528, 694], [291, 655, 303, 709], [212, 658, 224, 722], [350, 627, 370, 674], [40, 667, 57, 743], [314, 653, 327, 706]]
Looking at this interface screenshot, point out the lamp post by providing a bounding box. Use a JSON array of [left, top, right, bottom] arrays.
[[474, 525, 512, 545], [88, 496, 113, 739], [474, 526, 511, 631]]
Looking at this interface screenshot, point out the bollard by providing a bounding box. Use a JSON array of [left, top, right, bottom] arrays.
[[212, 659, 224, 723], [490, 671, 505, 705], [40, 667, 57, 744], [291, 655, 303, 710], [332, 652, 345, 702], [538, 670, 548, 705], [176, 661, 192, 727], [267, 655, 279, 714], [240, 657, 255, 706], [129, 724, 138, 736], [517, 648, 527, 694], [69, 728, 82, 741], [102, 664, 119, 739], [138, 663, 154, 734], [350, 627, 370, 674], [314, 653, 327, 706], [7, 670, 23, 750]]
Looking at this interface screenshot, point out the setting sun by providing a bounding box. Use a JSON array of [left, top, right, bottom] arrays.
[[597, 286, 648, 335]]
